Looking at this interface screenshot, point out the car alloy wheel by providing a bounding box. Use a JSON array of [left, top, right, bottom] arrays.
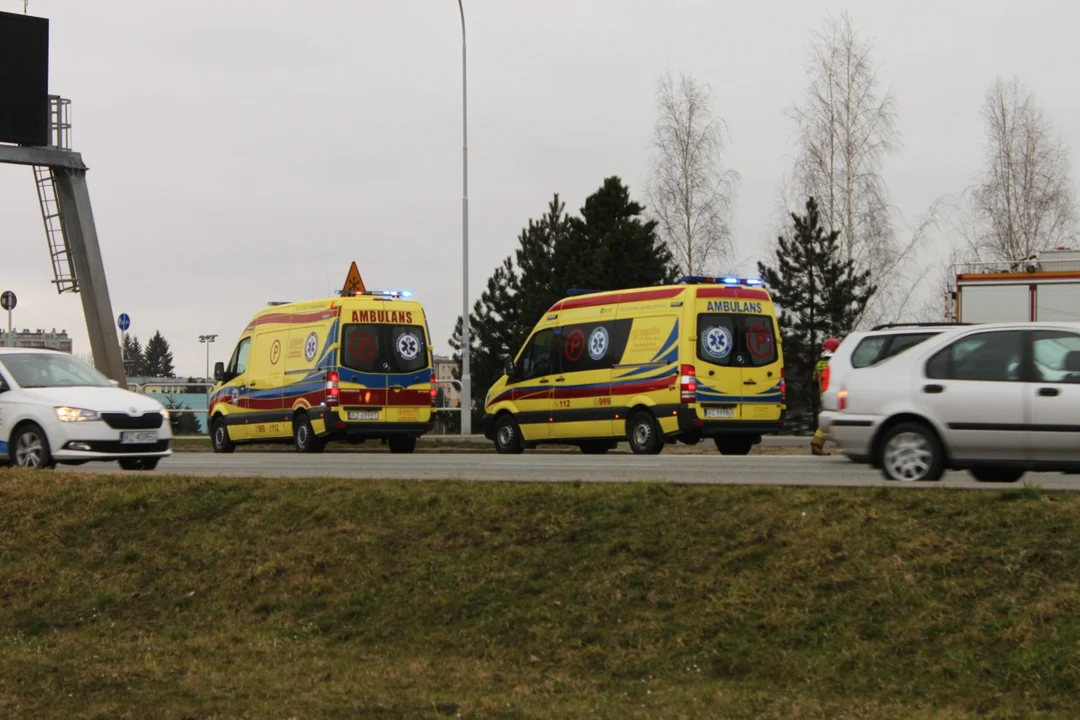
[[883, 431, 935, 481], [13, 426, 54, 469]]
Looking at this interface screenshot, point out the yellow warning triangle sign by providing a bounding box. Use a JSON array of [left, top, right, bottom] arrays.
[[342, 261, 366, 293]]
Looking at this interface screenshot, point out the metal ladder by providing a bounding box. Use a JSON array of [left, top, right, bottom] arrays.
[[33, 164, 79, 293]]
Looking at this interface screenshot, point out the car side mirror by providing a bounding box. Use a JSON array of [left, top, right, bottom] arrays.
[[108, 379, 119, 387], [503, 356, 515, 378], [214, 361, 226, 382]]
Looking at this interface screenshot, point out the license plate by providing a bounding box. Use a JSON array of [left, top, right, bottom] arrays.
[[348, 411, 380, 421], [120, 430, 158, 444], [705, 407, 735, 419]]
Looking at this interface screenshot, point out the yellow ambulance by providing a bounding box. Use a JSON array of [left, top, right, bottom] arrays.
[[208, 289, 436, 454], [482, 276, 785, 455]]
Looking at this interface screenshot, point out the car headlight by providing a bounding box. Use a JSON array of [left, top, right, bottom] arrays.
[[160, 408, 171, 421], [55, 406, 101, 422]]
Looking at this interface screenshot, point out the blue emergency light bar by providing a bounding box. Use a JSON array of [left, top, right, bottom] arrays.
[[679, 275, 764, 287], [336, 289, 414, 298]]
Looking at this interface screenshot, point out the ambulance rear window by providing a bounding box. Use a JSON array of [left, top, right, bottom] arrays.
[[342, 324, 428, 374], [696, 313, 778, 367]]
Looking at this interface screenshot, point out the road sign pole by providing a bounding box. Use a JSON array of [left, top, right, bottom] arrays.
[[1, 291, 16, 347]]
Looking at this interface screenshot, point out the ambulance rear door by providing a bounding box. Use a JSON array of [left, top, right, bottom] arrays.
[[339, 321, 389, 422]]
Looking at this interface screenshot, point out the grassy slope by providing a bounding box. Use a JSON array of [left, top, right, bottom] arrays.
[[1, 470, 1079, 719]]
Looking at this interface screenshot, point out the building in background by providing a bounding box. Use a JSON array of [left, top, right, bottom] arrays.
[[0, 328, 73, 353], [433, 354, 461, 408]]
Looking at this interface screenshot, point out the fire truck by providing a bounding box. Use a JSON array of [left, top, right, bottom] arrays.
[[948, 249, 1080, 323]]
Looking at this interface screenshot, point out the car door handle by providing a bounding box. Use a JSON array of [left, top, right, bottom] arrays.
[[390, 385, 404, 391], [538, 379, 550, 384], [923, 384, 944, 394], [743, 380, 757, 386], [1039, 387, 1061, 397], [555, 377, 566, 382]]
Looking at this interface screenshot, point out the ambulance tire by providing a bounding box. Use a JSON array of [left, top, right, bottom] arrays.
[[714, 436, 754, 456], [211, 417, 236, 454], [493, 414, 525, 455], [628, 411, 664, 455], [388, 437, 417, 454], [293, 413, 327, 454]]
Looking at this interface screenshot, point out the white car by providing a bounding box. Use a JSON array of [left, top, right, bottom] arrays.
[[0, 348, 173, 470], [826, 322, 1080, 482], [818, 324, 956, 457]]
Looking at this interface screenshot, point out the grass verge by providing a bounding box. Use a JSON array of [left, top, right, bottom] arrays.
[[1, 471, 1077, 718]]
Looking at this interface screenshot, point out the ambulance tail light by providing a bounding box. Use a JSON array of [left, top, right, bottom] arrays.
[[679, 364, 697, 402], [780, 367, 786, 404], [326, 370, 340, 405], [430, 377, 438, 405]]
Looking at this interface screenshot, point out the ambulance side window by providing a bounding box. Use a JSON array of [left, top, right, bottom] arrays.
[[227, 337, 251, 379], [518, 329, 554, 381], [556, 320, 632, 374]]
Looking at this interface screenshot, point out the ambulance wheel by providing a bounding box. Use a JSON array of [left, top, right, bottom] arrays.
[[714, 436, 754, 456], [388, 437, 417, 454], [211, 418, 236, 453], [293, 413, 326, 453], [628, 411, 663, 455], [493, 414, 524, 454]]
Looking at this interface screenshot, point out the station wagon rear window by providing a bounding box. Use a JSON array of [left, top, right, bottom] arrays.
[[342, 324, 428, 374], [851, 332, 937, 368]]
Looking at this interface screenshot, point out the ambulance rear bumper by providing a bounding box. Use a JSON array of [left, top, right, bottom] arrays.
[[676, 406, 785, 437], [310, 408, 433, 440]]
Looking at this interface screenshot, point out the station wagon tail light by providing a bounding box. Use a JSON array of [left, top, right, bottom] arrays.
[[679, 364, 697, 402], [326, 370, 340, 405], [838, 389, 848, 411]]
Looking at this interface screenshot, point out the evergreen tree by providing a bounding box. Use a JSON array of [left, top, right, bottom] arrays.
[[122, 333, 147, 376], [757, 196, 875, 431], [143, 331, 176, 378], [450, 178, 680, 429], [556, 176, 679, 292]]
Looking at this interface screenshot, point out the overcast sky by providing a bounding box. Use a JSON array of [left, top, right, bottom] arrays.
[[2, 0, 1078, 377]]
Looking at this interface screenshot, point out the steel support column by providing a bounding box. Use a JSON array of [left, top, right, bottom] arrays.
[[51, 168, 126, 384]]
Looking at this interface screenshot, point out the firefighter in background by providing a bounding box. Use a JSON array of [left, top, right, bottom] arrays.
[[811, 336, 841, 455]]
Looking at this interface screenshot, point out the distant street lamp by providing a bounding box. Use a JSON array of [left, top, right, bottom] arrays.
[[457, 0, 472, 435], [199, 334, 217, 379]]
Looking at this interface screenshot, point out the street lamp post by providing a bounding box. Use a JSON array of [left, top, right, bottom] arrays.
[[199, 334, 217, 380], [457, 0, 472, 436]]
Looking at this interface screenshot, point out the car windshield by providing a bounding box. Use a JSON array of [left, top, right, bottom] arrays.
[[0, 352, 113, 388]]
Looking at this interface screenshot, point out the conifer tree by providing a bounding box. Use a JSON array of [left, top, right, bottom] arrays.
[[758, 196, 875, 430]]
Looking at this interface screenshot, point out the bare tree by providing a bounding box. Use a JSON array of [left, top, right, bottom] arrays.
[[969, 76, 1077, 262], [786, 11, 921, 327], [646, 70, 740, 276]]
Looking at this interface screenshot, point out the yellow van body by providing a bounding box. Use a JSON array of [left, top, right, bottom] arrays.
[[208, 292, 435, 454], [482, 278, 785, 454]]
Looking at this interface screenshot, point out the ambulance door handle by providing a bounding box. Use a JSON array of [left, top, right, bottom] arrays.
[[538, 379, 550, 384], [390, 385, 404, 391], [555, 377, 566, 382], [743, 379, 757, 386]]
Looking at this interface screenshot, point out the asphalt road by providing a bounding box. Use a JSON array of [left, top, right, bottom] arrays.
[[74, 453, 1080, 491]]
